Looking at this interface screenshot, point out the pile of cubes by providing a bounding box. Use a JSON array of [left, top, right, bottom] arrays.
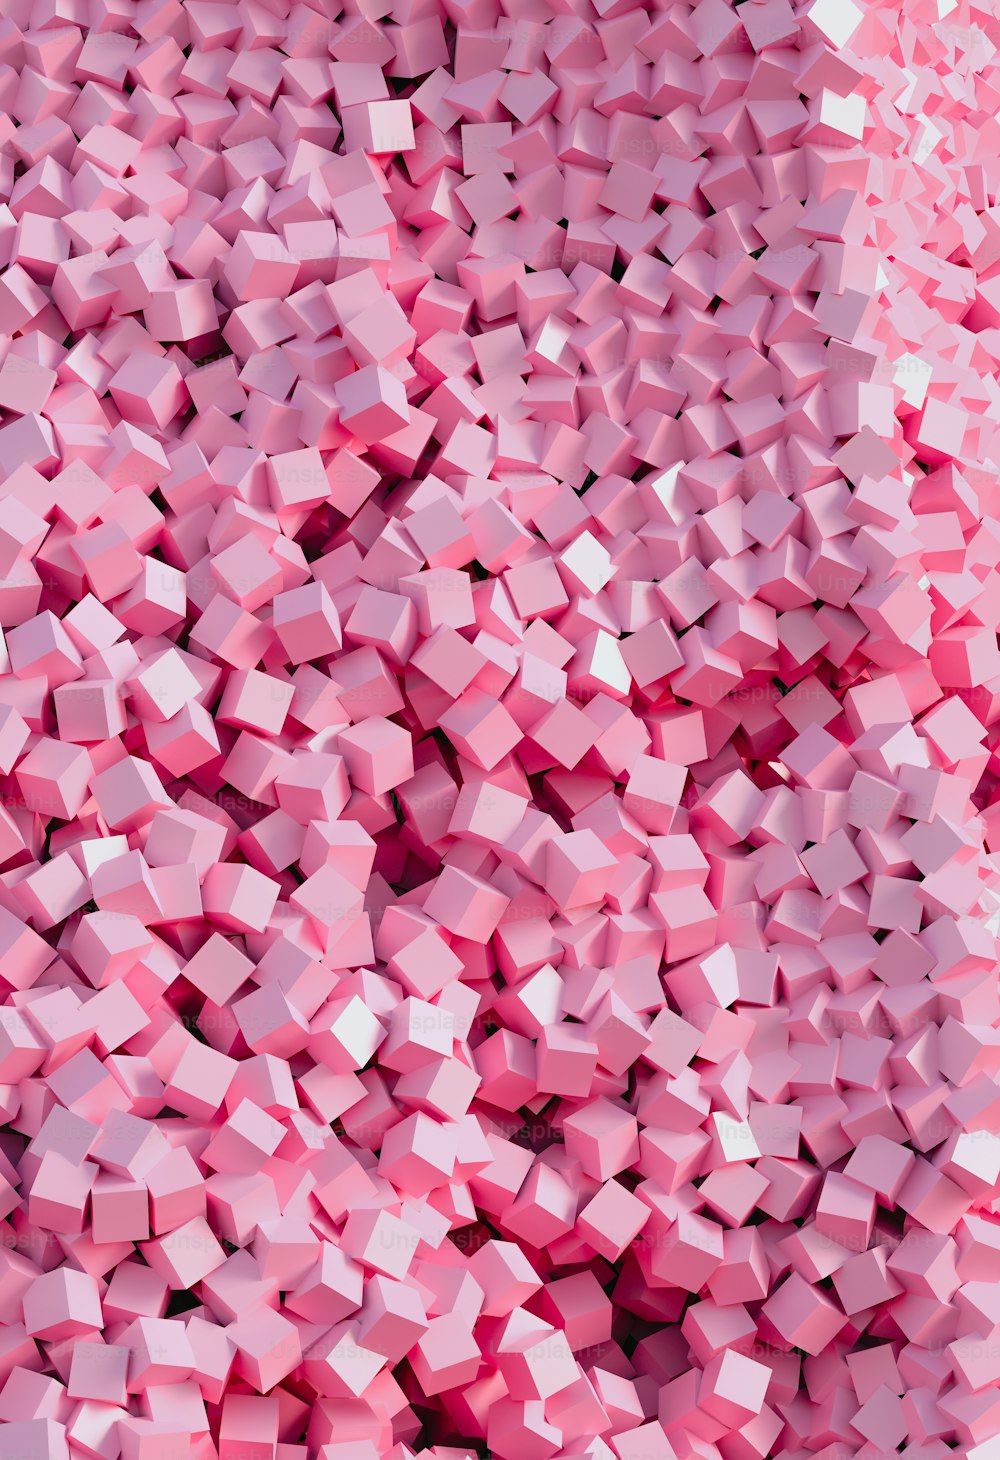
[[0, 0, 999, 1455]]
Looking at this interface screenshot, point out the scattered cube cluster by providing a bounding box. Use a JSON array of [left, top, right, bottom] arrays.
[[0, 0, 999, 1457]]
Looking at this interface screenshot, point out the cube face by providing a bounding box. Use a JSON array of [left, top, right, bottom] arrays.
[[67, 1343, 130, 1405], [91, 1173, 151, 1244]]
